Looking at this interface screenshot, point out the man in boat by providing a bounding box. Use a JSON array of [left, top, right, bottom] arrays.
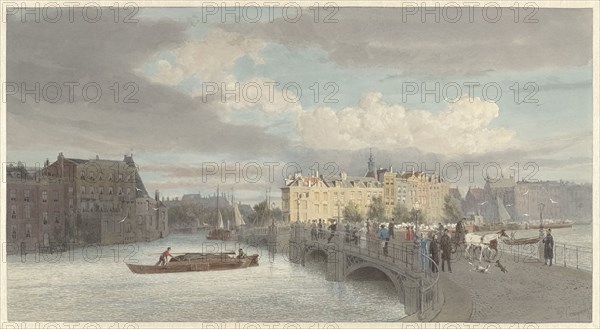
[[237, 248, 246, 259], [155, 247, 174, 266]]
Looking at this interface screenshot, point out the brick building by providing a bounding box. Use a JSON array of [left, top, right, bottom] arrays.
[[6, 153, 168, 254]]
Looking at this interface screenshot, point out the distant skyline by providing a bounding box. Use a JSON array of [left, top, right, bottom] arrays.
[[6, 7, 594, 204]]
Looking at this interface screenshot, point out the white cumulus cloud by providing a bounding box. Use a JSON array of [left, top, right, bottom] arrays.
[[297, 92, 518, 155]]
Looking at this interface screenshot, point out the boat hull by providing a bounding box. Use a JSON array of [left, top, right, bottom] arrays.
[[126, 254, 259, 274]]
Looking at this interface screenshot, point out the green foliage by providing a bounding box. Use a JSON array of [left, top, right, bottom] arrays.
[[343, 201, 364, 223], [392, 204, 410, 222], [443, 194, 462, 223], [367, 196, 386, 222], [409, 208, 426, 225]]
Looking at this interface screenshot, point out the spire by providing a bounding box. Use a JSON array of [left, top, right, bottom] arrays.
[[365, 148, 376, 178]]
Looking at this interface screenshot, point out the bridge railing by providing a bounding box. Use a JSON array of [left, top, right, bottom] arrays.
[[498, 240, 592, 272], [291, 224, 441, 319]]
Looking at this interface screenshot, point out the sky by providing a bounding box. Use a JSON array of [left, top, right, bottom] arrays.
[[5, 6, 595, 205]]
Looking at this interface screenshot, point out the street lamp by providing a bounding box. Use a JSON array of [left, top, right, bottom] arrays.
[[413, 200, 421, 238]]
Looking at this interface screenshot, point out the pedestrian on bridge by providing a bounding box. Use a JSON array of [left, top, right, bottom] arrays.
[[327, 221, 337, 243], [317, 219, 324, 239], [310, 220, 318, 241], [418, 234, 429, 271], [388, 219, 395, 239], [430, 234, 440, 273], [378, 225, 390, 256]]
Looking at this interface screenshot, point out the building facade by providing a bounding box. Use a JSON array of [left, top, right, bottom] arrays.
[[6, 153, 168, 253], [281, 172, 383, 223], [382, 171, 450, 224]]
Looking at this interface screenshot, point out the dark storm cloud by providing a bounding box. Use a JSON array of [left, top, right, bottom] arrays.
[[220, 7, 592, 75], [6, 9, 288, 158]]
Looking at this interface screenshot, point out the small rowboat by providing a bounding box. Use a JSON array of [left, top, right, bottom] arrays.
[[501, 237, 541, 246], [126, 253, 259, 274]]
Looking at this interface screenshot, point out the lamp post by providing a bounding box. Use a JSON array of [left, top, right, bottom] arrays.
[[538, 203, 545, 229], [413, 200, 421, 238]]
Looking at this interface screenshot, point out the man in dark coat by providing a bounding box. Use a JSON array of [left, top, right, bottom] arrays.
[[388, 219, 395, 239], [327, 221, 337, 243], [440, 229, 452, 272], [430, 234, 440, 273], [543, 229, 554, 266]]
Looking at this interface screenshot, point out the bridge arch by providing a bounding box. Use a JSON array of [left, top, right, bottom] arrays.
[[345, 262, 405, 299]]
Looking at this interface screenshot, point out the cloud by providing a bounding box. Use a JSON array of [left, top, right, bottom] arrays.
[[6, 11, 288, 159], [139, 30, 266, 87], [220, 8, 593, 75], [297, 92, 517, 155]]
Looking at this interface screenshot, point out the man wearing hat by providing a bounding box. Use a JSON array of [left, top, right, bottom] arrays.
[[237, 248, 246, 259], [543, 229, 554, 266]]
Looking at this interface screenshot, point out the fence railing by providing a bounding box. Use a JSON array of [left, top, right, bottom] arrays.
[[498, 240, 592, 272], [291, 224, 441, 319]]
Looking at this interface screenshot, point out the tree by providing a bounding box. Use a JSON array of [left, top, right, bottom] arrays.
[[409, 208, 426, 226], [343, 201, 364, 223], [367, 196, 386, 223], [392, 204, 410, 223], [247, 201, 280, 227], [443, 194, 462, 223]]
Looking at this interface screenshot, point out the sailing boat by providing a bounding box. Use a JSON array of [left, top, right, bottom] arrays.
[[206, 186, 235, 241], [233, 202, 246, 228]]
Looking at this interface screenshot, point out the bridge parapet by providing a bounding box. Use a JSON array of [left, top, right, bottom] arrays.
[[289, 223, 441, 319]]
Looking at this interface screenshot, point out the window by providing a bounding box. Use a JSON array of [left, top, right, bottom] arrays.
[[108, 173, 113, 181], [98, 173, 103, 181], [90, 187, 94, 195], [80, 171, 86, 179], [69, 198, 74, 208], [43, 212, 48, 224], [118, 174, 123, 181], [10, 189, 16, 201], [25, 224, 31, 238], [11, 226, 17, 240], [25, 204, 30, 219], [69, 187, 74, 194], [127, 188, 131, 196], [11, 205, 17, 219], [81, 186, 86, 195], [118, 187, 122, 195], [55, 212, 60, 223], [109, 187, 113, 195], [24, 190, 30, 202], [54, 191, 59, 202], [99, 187, 104, 195]]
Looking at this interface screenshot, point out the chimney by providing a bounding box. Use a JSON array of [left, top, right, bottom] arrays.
[[155, 189, 159, 201]]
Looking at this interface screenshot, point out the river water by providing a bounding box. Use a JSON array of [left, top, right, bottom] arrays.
[[7, 233, 405, 322]]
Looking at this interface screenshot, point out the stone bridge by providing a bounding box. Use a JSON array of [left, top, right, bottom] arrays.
[[288, 224, 442, 320]]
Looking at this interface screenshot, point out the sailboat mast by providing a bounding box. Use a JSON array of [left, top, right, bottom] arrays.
[[216, 184, 219, 228]]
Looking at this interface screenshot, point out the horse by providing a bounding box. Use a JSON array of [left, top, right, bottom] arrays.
[[464, 230, 509, 263]]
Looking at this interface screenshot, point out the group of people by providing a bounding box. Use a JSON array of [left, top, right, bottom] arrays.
[[427, 229, 453, 273]]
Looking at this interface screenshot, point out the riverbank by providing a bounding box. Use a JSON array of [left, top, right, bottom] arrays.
[[435, 255, 593, 323]]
